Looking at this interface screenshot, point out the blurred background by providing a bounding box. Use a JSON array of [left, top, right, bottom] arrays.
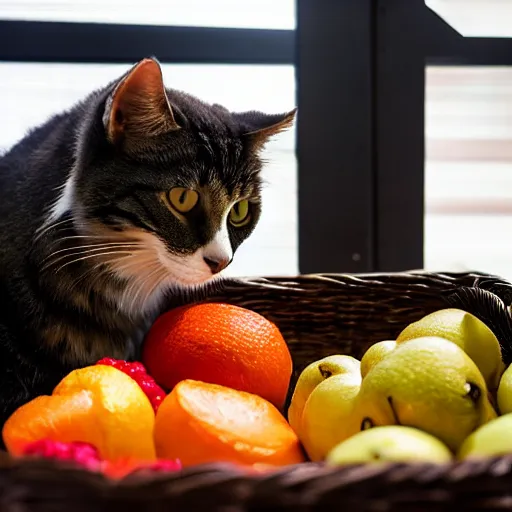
[[1, 0, 511, 282]]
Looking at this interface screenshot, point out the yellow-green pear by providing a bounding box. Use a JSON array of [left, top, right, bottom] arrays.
[[287, 355, 360, 437], [396, 308, 503, 391], [300, 367, 365, 461], [458, 413, 512, 459], [357, 336, 496, 451], [497, 362, 512, 414], [326, 426, 452, 465], [360, 340, 397, 378]]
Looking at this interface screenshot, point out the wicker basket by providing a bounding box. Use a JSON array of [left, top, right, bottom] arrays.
[[2, 270, 512, 511]]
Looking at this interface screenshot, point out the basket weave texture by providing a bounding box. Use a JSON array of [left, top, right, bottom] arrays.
[[2, 270, 512, 511]]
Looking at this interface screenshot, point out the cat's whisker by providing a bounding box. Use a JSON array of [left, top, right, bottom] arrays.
[[35, 216, 73, 234], [46, 235, 143, 253], [121, 257, 158, 302], [119, 268, 145, 309], [135, 267, 168, 315], [111, 251, 163, 312], [46, 250, 135, 274], [41, 245, 142, 271], [80, 257, 126, 298], [137, 264, 168, 308], [108, 250, 154, 275], [148, 266, 169, 299], [42, 242, 144, 264], [42, 235, 132, 255], [128, 265, 164, 315], [34, 221, 116, 255], [34, 217, 74, 242], [66, 261, 104, 295], [55, 251, 137, 275], [57, 234, 137, 241], [67, 248, 131, 291]]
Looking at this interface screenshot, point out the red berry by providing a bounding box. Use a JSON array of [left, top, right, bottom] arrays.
[[96, 358, 166, 412], [22, 439, 102, 472], [96, 357, 118, 367]]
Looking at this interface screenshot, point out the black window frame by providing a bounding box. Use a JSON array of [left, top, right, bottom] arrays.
[[0, 20, 294, 64], [376, 0, 512, 273], [298, 0, 512, 274]]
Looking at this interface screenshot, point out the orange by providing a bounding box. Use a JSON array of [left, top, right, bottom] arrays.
[[154, 379, 305, 468], [3, 365, 156, 461], [142, 303, 293, 410]]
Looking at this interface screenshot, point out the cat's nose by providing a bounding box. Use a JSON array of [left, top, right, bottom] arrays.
[[203, 256, 230, 274], [202, 227, 233, 274]]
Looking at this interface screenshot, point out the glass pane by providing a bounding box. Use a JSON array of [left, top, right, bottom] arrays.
[[426, 0, 512, 38], [0, 63, 297, 277], [0, 0, 295, 29], [424, 66, 512, 281]]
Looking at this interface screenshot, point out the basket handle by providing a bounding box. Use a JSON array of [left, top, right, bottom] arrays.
[[443, 285, 512, 365]]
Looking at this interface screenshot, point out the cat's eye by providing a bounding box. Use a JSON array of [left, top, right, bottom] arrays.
[[229, 200, 251, 227], [168, 187, 199, 213]]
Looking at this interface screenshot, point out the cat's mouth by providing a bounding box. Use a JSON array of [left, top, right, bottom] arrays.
[[155, 247, 219, 286]]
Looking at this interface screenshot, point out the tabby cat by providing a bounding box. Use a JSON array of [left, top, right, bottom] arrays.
[[0, 57, 296, 432]]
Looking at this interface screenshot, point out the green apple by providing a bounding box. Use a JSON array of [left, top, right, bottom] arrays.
[[396, 308, 503, 392], [360, 340, 397, 378], [458, 413, 512, 459], [287, 355, 360, 438], [497, 362, 512, 414], [357, 336, 496, 451], [300, 367, 364, 462], [326, 425, 452, 465]]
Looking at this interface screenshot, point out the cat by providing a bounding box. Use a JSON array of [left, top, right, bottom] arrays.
[[0, 57, 296, 434]]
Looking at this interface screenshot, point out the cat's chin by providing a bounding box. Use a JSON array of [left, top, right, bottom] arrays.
[[110, 266, 216, 320], [164, 272, 223, 294]]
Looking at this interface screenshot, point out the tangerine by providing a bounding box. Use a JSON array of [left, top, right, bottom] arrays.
[[142, 303, 292, 410], [3, 365, 156, 461], [154, 379, 305, 467]]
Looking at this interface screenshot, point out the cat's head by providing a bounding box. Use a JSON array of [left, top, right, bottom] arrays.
[[53, 57, 295, 296]]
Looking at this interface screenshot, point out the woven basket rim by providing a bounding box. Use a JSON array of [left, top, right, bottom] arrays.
[[3, 269, 512, 510]]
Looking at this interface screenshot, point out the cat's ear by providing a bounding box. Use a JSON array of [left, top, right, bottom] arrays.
[[103, 57, 180, 145], [237, 108, 297, 151]]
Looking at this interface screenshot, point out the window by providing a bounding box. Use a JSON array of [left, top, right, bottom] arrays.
[[14, 0, 512, 277], [424, 66, 512, 281]]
